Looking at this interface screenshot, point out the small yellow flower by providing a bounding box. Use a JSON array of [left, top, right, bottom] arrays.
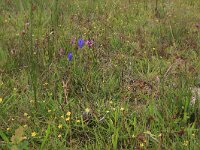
[[183, 140, 189, 146], [140, 143, 144, 148], [61, 115, 64, 119], [13, 88, 17, 91], [23, 124, 28, 128], [132, 134, 135, 138], [66, 117, 70, 121], [76, 120, 80, 123], [192, 133, 195, 137], [109, 101, 113, 104], [24, 113, 28, 117], [85, 108, 90, 113], [7, 128, 10, 131], [158, 133, 162, 137], [58, 134, 62, 138], [31, 132, 37, 137], [30, 100, 34, 103], [66, 111, 71, 116], [58, 124, 63, 129], [106, 111, 110, 113], [0, 98, 2, 103], [48, 109, 52, 113], [11, 118, 15, 121], [120, 107, 125, 111]]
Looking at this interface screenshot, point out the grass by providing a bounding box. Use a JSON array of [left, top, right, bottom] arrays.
[[0, 0, 200, 149]]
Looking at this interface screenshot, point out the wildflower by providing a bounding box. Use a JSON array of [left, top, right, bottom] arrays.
[[7, 128, 10, 131], [58, 134, 62, 138], [67, 52, 73, 61], [192, 133, 195, 137], [85, 108, 90, 113], [132, 134, 135, 138], [140, 143, 144, 148], [183, 140, 189, 146], [78, 39, 84, 48], [76, 120, 80, 123], [120, 107, 125, 111], [24, 113, 28, 117], [13, 88, 17, 91], [31, 132, 37, 137], [23, 124, 28, 128], [30, 100, 34, 103], [158, 133, 162, 137], [66, 111, 71, 116], [0, 97, 2, 103], [58, 124, 63, 129], [48, 109, 52, 113], [61, 115, 64, 119], [58, 48, 65, 56], [109, 101, 113, 104], [195, 23, 200, 28], [66, 117, 70, 121], [106, 111, 110, 113], [85, 39, 94, 48], [70, 37, 76, 45]]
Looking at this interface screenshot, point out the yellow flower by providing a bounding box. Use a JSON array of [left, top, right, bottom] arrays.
[[158, 133, 162, 137], [66, 117, 70, 121], [85, 108, 90, 113], [183, 140, 189, 146], [120, 107, 125, 111], [0, 98, 2, 103], [140, 143, 144, 147], [58, 124, 63, 129], [58, 134, 62, 138], [48, 109, 52, 113], [66, 111, 71, 116], [109, 101, 113, 104], [23, 124, 28, 128], [76, 120, 80, 123], [61, 115, 64, 119], [31, 132, 37, 137], [24, 113, 28, 117], [7, 128, 10, 131], [192, 133, 195, 137], [13, 88, 17, 91]]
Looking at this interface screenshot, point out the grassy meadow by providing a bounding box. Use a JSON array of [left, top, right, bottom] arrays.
[[1, 0, 200, 149]]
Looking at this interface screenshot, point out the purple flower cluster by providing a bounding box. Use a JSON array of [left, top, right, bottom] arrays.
[[78, 38, 94, 48], [61, 37, 94, 61]]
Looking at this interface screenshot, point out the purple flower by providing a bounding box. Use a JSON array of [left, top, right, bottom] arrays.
[[58, 48, 65, 56], [78, 39, 84, 48], [195, 23, 200, 28], [86, 39, 94, 48], [67, 52, 72, 61], [70, 37, 76, 45]]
